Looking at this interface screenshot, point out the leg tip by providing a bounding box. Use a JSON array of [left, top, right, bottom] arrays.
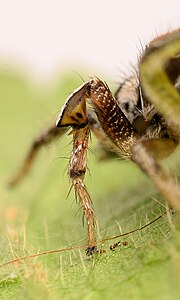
[[85, 246, 98, 256], [85, 246, 106, 255]]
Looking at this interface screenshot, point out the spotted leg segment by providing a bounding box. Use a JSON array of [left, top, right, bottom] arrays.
[[89, 78, 138, 157]]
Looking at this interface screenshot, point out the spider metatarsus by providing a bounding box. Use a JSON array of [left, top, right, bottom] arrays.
[[9, 29, 180, 255]]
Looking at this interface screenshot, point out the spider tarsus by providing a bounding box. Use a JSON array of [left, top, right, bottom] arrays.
[[85, 246, 106, 255], [85, 246, 98, 256]]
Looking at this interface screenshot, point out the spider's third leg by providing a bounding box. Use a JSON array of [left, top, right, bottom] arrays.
[[132, 141, 180, 211], [9, 125, 67, 187]]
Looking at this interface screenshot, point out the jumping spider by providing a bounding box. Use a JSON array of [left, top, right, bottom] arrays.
[[9, 29, 180, 255]]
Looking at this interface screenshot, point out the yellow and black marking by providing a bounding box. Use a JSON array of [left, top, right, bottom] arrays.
[[56, 82, 89, 129]]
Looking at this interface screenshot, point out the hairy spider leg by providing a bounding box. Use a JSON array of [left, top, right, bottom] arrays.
[[69, 125, 97, 255], [56, 82, 98, 254], [56, 78, 139, 253], [89, 78, 180, 212]]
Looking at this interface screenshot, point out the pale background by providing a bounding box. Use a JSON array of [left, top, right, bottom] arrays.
[[0, 0, 179, 81]]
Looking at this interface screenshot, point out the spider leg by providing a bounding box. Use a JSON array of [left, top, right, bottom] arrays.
[[140, 28, 180, 136], [69, 125, 97, 255], [88, 78, 180, 211], [88, 112, 120, 160], [9, 125, 67, 187], [132, 141, 180, 211], [89, 78, 138, 158], [56, 82, 98, 254], [56, 78, 140, 253]]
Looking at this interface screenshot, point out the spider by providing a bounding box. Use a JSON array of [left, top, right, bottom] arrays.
[[9, 28, 180, 255]]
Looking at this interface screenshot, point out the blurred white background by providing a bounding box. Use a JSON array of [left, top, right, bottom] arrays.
[[0, 0, 179, 80]]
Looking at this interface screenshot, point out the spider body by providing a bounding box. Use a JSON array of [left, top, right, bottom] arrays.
[[10, 29, 180, 255]]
